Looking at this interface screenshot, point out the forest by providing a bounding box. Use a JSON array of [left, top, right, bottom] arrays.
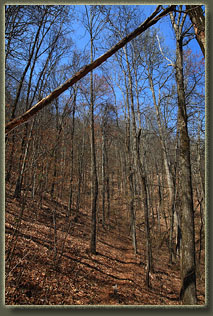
[[4, 5, 205, 306]]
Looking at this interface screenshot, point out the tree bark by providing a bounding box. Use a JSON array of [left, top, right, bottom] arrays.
[[87, 8, 99, 255], [67, 88, 77, 216], [185, 5, 205, 57], [101, 124, 106, 227], [123, 60, 137, 255], [50, 100, 60, 200], [171, 12, 197, 303]]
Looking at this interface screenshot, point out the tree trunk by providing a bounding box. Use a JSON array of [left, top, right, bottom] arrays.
[[175, 34, 197, 305], [105, 150, 110, 222], [124, 68, 137, 255], [186, 5, 205, 57], [101, 128, 106, 227], [68, 88, 77, 216], [89, 20, 98, 255], [13, 120, 34, 198], [50, 100, 60, 200], [76, 129, 85, 217]]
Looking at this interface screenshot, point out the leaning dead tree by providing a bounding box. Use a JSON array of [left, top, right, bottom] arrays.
[[5, 5, 175, 135]]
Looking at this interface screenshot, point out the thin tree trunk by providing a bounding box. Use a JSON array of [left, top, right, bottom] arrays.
[[156, 172, 162, 234], [52, 208, 57, 263], [6, 133, 16, 182], [76, 130, 85, 217], [9, 18, 45, 121], [105, 149, 110, 222], [101, 129, 106, 227], [50, 100, 60, 200], [124, 71, 137, 255], [89, 20, 98, 254], [68, 88, 77, 216], [13, 120, 35, 198]]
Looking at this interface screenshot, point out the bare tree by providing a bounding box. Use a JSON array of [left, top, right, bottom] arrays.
[[83, 5, 106, 254], [170, 6, 197, 304]]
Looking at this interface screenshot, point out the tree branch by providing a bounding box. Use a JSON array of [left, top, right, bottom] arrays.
[[156, 34, 175, 67]]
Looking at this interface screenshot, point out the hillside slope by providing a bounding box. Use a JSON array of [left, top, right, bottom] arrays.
[[5, 184, 205, 305]]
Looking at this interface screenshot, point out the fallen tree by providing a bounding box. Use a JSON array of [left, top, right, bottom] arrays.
[[5, 5, 175, 135]]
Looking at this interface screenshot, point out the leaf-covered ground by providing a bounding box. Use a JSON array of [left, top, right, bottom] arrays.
[[5, 184, 205, 306]]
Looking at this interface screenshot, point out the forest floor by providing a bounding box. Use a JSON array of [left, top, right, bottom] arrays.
[[5, 183, 205, 306]]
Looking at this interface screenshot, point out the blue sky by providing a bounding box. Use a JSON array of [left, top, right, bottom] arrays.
[[72, 5, 202, 58]]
